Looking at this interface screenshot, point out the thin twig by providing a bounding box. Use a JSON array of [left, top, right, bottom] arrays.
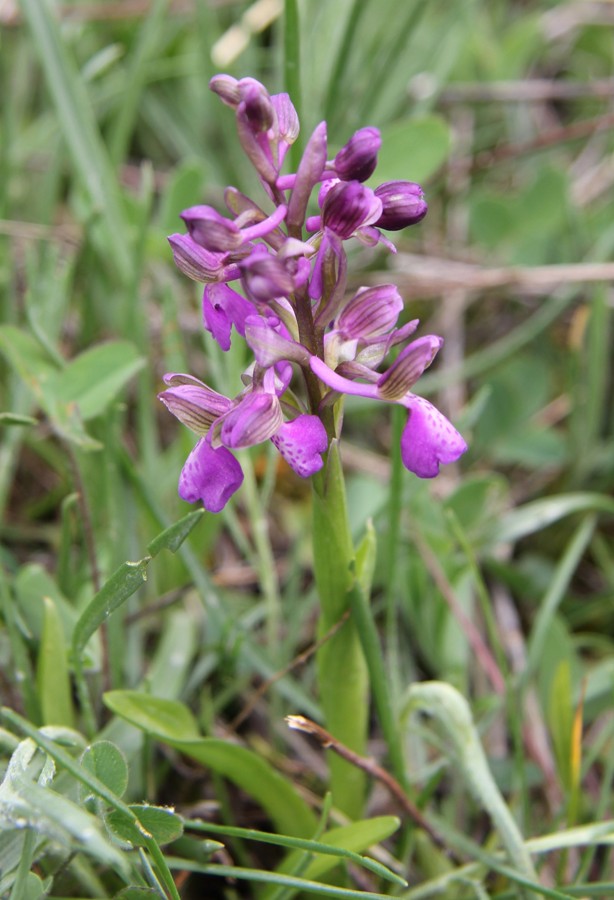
[[231, 611, 350, 730], [285, 715, 454, 856], [437, 79, 614, 104]]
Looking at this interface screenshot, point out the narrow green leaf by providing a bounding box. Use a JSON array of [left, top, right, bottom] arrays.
[[104, 690, 318, 838], [0, 413, 38, 427], [80, 741, 129, 800], [487, 494, 614, 546], [47, 341, 145, 421], [147, 509, 205, 557], [72, 557, 151, 660], [37, 597, 74, 729], [19, 0, 133, 282]]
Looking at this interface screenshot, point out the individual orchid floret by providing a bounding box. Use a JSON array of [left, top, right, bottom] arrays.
[[309, 345, 467, 478], [203, 283, 255, 351], [181, 204, 288, 254], [323, 284, 405, 369], [333, 127, 381, 183], [239, 250, 296, 303], [320, 181, 383, 240], [374, 181, 428, 231], [167, 233, 241, 284]]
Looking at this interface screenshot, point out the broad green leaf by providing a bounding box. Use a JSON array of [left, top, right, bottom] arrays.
[[371, 116, 451, 185], [47, 341, 144, 421], [37, 597, 74, 729], [147, 508, 205, 557], [103, 692, 200, 741], [104, 690, 318, 838], [80, 741, 128, 800], [0, 326, 59, 402], [108, 804, 183, 846]]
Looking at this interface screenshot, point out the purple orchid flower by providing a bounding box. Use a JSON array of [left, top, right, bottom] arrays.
[[159, 369, 327, 512], [162, 73, 467, 512], [309, 342, 467, 478]]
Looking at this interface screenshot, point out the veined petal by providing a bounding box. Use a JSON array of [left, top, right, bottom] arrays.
[[271, 415, 328, 477], [376, 335, 442, 400], [159, 382, 231, 434], [336, 284, 403, 339], [245, 315, 309, 367], [400, 396, 467, 478], [181, 205, 242, 252], [220, 391, 283, 449], [179, 438, 243, 512], [168, 233, 237, 283]]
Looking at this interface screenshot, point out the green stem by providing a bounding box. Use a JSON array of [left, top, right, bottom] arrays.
[[311, 441, 368, 818]]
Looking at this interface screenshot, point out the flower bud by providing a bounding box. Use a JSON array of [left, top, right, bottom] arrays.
[[168, 234, 236, 283], [321, 181, 382, 239], [337, 284, 403, 340], [334, 127, 381, 182], [374, 181, 427, 231], [181, 205, 242, 253], [209, 74, 241, 107], [240, 252, 295, 302]]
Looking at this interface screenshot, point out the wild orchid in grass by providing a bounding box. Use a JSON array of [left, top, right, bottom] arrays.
[[161, 73, 467, 513]]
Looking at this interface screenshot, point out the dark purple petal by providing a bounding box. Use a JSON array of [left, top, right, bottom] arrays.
[[400, 396, 467, 477], [203, 284, 254, 351], [374, 181, 428, 231], [181, 205, 242, 253], [240, 252, 294, 302], [321, 181, 382, 239], [178, 438, 243, 512], [334, 127, 381, 182], [270, 415, 328, 477]]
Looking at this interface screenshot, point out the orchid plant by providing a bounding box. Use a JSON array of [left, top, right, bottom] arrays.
[[161, 74, 467, 816]]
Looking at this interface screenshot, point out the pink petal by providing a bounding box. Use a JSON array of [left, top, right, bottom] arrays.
[[271, 415, 328, 477], [178, 439, 243, 512], [400, 396, 467, 478]]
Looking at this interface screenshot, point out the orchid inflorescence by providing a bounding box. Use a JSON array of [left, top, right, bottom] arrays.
[[159, 75, 467, 512]]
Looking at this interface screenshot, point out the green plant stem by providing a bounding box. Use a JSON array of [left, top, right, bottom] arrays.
[[311, 442, 368, 818], [240, 453, 281, 652]]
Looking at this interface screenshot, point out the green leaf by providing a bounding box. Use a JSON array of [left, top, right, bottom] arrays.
[[0, 326, 59, 403], [371, 116, 451, 185], [72, 557, 151, 661], [279, 817, 401, 886], [47, 341, 145, 421], [103, 692, 200, 741], [147, 509, 205, 557], [115, 890, 160, 900], [108, 804, 183, 846], [547, 660, 574, 791], [37, 597, 74, 729], [0, 412, 38, 427], [80, 741, 129, 800], [485, 493, 614, 546], [104, 691, 318, 838]]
